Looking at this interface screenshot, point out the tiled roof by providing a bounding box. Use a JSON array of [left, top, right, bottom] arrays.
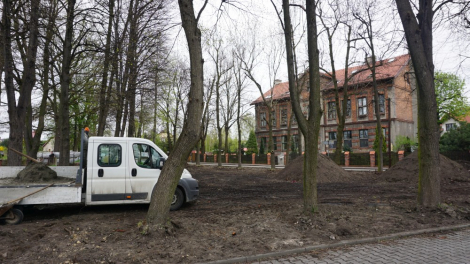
[[250, 54, 411, 105], [323, 54, 411, 90], [251, 81, 290, 105]]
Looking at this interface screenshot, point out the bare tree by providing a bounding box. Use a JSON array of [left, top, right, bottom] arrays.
[[146, 0, 207, 230], [208, 36, 232, 166], [241, 31, 284, 170], [395, 0, 441, 206], [96, 0, 115, 136], [282, 0, 323, 213]]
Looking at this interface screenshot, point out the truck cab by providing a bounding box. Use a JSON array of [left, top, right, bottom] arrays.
[[82, 134, 199, 210]]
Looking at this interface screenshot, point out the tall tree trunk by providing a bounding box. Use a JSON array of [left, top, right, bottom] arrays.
[[126, 0, 139, 138], [3, 0, 23, 166], [282, 0, 322, 213], [21, 0, 40, 161], [120, 99, 128, 137], [147, 0, 205, 229], [395, 0, 440, 206], [58, 0, 76, 166], [97, 0, 115, 136], [224, 125, 229, 154], [31, 0, 58, 158], [152, 71, 158, 142]]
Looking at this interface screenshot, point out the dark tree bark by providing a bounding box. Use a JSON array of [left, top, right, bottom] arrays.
[[3, 0, 23, 166], [97, 0, 115, 136], [22, 0, 41, 160], [395, 0, 440, 206], [282, 0, 322, 213], [147, 0, 206, 229], [58, 0, 76, 166], [126, 0, 139, 137], [27, 0, 57, 159]]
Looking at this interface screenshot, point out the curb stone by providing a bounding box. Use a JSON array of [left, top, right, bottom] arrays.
[[198, 223, 470, 264]]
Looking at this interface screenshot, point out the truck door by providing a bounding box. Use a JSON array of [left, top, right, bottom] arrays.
[[129, 143, 162, 201], [90, 143, 127, 202]]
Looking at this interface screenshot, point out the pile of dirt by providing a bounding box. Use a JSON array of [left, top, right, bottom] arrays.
[[16, 162, 58, 182], [277, 154, 352, 183], [383, 152, 470, 183], [456, 160, 470, 171]]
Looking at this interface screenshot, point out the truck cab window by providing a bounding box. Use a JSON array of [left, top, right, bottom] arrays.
[[98, 144, 122, 167], [133, 144, 162, 169]]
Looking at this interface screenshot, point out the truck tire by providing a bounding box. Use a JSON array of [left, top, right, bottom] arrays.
[[4, 209, 24, 225], [170, 187, 184, 211]]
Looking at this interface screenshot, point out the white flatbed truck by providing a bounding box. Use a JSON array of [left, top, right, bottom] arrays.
[[0, 128, 199, 225]]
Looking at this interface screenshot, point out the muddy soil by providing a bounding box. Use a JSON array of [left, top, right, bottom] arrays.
[[1, 163, 470, 264]]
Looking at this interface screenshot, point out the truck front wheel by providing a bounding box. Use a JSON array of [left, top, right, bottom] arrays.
[[170, 188, 184, 211]]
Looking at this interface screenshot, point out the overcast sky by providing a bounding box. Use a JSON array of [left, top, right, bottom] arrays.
[[1, 0, 469, 140]]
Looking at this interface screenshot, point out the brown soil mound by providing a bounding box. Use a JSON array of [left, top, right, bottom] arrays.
[[16, 162, 58, 182], [383, 152, 470, 183], [457, 160, 470, 171], [277, 154, 351, 183]]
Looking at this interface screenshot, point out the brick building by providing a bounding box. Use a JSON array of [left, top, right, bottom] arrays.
[[251, 54, 417, 155]]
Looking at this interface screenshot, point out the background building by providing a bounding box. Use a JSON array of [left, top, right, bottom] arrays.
[[251, 54, 417, 155]]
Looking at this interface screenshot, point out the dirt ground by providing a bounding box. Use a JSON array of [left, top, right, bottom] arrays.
[[1, 155, 470, 264]]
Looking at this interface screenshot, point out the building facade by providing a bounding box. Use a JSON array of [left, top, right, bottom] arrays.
[[251, 54, 417, 155]]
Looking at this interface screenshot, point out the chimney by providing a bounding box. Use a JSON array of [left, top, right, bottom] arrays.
[[274, 79, 282, 85]]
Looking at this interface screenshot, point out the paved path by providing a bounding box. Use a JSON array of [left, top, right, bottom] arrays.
[[256, 229, 470, 264]]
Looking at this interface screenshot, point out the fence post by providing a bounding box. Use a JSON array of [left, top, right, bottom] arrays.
[[344, 151, 350, 167], [398, 150, 404, 161], [370, 151, 375, 167], [252, 153, 255, 165], [225, 153, 229, 163], [214, 154, 217, 163], [204, 153, 206, 162], [267, 153, 271, 165]]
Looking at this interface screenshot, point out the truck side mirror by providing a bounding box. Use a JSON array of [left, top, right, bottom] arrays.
[[156, 157, 166, 169]]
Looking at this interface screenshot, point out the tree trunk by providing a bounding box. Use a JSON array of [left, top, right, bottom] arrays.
[[97, 0, 115, 136], [20, 0, 40, 160], [30, 0, 57, 159], [126, 0, 139, 138], [147, 0, 205, 229], [282, 0, 322, 213], [58, 0, 76, 166], [3, 0, 23, 166], [395, 0, 440, 206]]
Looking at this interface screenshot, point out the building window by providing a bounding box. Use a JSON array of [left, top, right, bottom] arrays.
[[260, 112, 266, 128], [358, 97, 367, 117], [271, 111, 276, 127], [281, 136, 288, 150], [281, 108, 288, 126], [98, 144, 122, 167], [359, 129, 369, 147], [446, 123, 456, 131], [291, 134, 299, 153], [343, 131, 352, 148], [379, 94, 385, 114], [328, 101, 336, 119], [329, 132, 337, 149], [342, 99, 351, 117], [273, 136, 277, 150]]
